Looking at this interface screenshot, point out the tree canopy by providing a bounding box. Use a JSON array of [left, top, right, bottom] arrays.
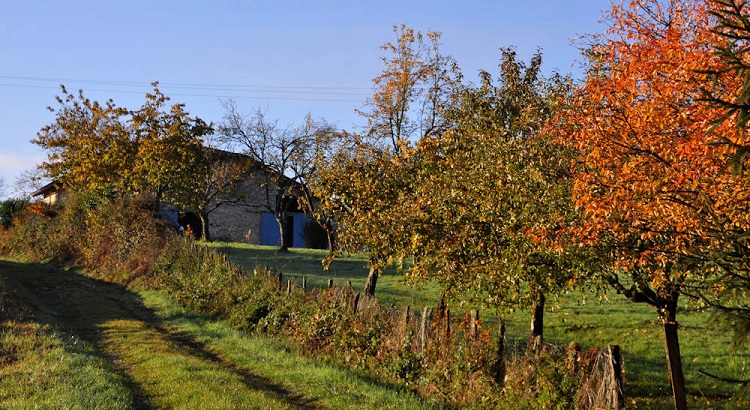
[[33, 83, 212, 207], [558, 0, 750, 406]]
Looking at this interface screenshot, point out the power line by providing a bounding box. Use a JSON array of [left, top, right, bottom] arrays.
[[0, 82, 366, 103], [0, 75, 372, 93]]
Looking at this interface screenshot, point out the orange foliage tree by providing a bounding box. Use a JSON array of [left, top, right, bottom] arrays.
[[561, 0, 750, 407]]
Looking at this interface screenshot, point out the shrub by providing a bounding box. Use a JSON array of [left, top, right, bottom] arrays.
[[0, 198, 29, 229]]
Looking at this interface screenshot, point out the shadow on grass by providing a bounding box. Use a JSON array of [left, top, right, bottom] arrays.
[[0, 259, 323, 410]]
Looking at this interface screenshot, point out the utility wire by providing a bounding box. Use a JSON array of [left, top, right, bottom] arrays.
[[0, 75, 372, 97], [0, 82, 365, 103]]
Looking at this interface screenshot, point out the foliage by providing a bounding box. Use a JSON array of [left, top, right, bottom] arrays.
[[690, 0, 750, 348], [558, 0, 750, 406], [0, 194, 172, 280], [33, 85, 132, 196], [311, 25, 461, 296], [357, 24, 462, 152], [128, 86, 212, 205], [32, 83, 212, 207], [404, 49, 582, 317], [0, 197, 29, 229]]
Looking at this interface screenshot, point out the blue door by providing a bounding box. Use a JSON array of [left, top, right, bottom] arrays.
[[260, 213, 280, 246], [292, 214, 314, 248]]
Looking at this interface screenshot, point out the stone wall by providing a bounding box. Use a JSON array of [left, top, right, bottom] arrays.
[[207, 170, 276, 243]]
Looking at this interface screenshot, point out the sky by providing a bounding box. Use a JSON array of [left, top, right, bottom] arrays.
[[0, 0, 608, 199]]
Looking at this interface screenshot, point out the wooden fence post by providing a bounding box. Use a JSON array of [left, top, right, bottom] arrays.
[[470, 309, 479, 340], [328, 279, 334, 289], [353, 292, 360, 314], [302, 276, 307, 292], [421, 307, 433, 352], [445, 309, 451, 339], [493, 319, 506, 385], [609, 344, 624, 410], [404, 306, 411, 330], [287, 279, 292, 296]]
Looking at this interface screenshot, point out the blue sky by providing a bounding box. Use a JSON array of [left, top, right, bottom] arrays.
[[0, 0, 607, 198]]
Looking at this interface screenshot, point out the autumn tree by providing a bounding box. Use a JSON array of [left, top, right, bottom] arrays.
[[33, 83, 213, 209], [402, 49, 581, 343], [128, 86, 212, 207], [34, 86, 133, 197], [219, 101, 334, 251], [560, 1, 750, 407], [357, 24, 461, 152], [174, 141, 253, 242], [311, 132, 418, 296], [691, 0, 750, 346], [312, 25, 461, 296]]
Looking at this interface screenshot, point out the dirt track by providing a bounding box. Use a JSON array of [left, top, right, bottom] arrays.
[[0, 259, 323, 409]]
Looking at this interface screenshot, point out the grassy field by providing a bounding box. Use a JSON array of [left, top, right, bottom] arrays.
[[0, 258, 442, 409], [211, 243, 750, 409]]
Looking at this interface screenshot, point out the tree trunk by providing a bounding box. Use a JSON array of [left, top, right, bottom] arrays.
[[530, 294, 545, 339], [199, 212, 211, 242], [363, 267, 379, 297], [276, 212, 288, 252], [662, 305, 687, 410], [325, 220, 338, 255]]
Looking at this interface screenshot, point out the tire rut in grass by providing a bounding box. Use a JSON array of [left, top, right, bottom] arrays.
[[0, 259, 323, 409]]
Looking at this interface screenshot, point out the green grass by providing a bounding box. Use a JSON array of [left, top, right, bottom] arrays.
[[0, 271, 134, 409], [140, 290, 443, 409], [0, 258, 443, 409], [211, 243, 750, 409], [211, 242, 443, 311]]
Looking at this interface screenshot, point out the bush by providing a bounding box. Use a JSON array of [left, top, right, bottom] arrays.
[[0, 198, 29, 229]]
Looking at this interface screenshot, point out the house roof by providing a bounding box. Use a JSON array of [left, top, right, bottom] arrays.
[[31, 180, 62, 197]]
